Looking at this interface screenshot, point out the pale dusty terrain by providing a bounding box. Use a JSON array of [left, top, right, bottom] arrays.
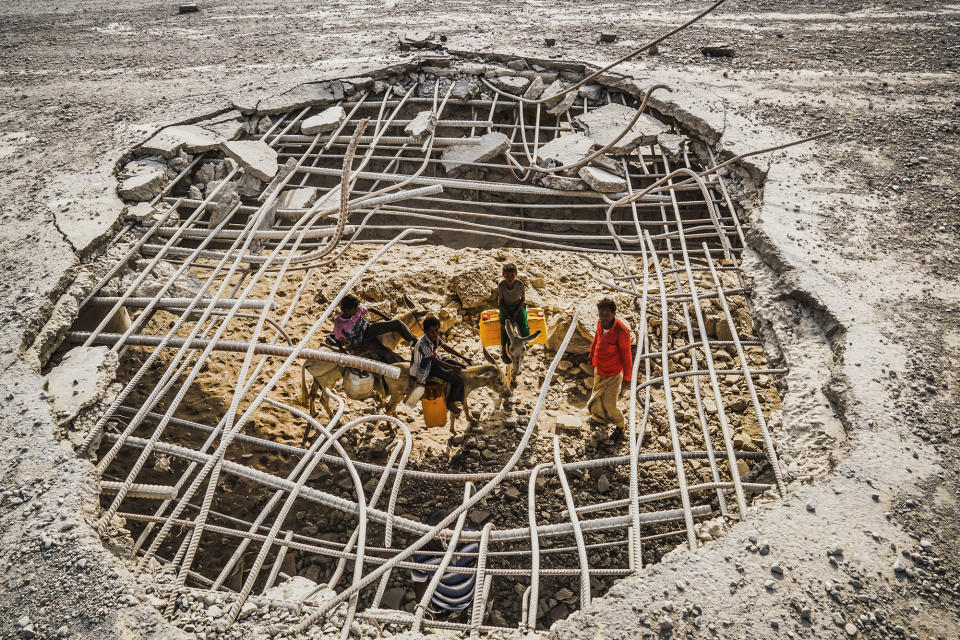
[[0, 2, 958, 640]]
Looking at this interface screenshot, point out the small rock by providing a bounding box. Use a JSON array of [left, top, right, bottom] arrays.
[[770, 562, 783, 575], [301, 106, 346, 135], [701, 42, 735, 57], [15, 617, 30, 629], [544, 38, 556, 47], [579, 165, 627, 192], [556, 413, 583, 431], [658, 616, 673, 631], [800, 606, 812, 622], [491, 75, 530, 94], [845, 622, 858, 636], [599, 33, 618, 43], [806, 500, 816, 513], [919, 538, 933, 550], [764, 579, 775, 590], [178, 3, 199, 13], [597, 474, 610, 493], [404, 110, 438, 140]]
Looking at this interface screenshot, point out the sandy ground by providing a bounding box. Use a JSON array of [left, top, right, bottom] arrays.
[[0, 1, 958, 640]]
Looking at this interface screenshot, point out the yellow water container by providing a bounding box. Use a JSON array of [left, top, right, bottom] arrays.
[[421, 383, 448, 428], [479, 309, 501, 347], [527, 307, 548, 345]]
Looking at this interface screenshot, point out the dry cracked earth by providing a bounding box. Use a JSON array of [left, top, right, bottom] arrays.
[[0, 1, 958, 639]]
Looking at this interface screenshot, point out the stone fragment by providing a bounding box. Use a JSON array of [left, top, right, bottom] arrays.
[[589, 152, 626, 176], [523, 76, 545, 100], [141, 125, 220, 158], [544, 37, 556, 47], [278, 187, 318, 210], [537, 175, 586, 191], [491, 75, 530, 94], [449, 264, 496, 308], [178, 3, 199, 13], [264, 576, 335, 607], [657, 132, 685, 159], [398, 30, 445, 51], [220, 140, 278, 181], [702, 42, 735, 57], [535, 132, 594, 169], [574, 103, 670, 155], [547, 308, 598, 355], [440, 132, 510, 176], [540, 80, 570, 108], [43, 346, 118, 426], [235, 171, 263, 198], [301, 106, 346, 135], [578, 84, 602, 100], [469, 510, 490, 524], [125, 202, 156, 222], [579, 166, 627, 192], [597, 474, 610, 493], [206, 179, 240, 227], [546, 91, 577, 115], [600, 33, 618, 43], [844, 622, 858, 636], [117, 159, 168, 202], [255, 115, 273, 134], [404, 110, 438, 140], [450, 78, 479, 101], [382, 587, 406, 610], [555, 414, 582, 431]]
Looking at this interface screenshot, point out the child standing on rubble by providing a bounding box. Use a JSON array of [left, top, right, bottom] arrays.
[[496, 263, 530, 363]]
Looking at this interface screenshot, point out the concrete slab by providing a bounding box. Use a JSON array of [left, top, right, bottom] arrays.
[[491, 75, 530, 94], [140, 124, 220, 158], [578, 165, 626, 192], [574, 102, 671, 155], [535, 132, 594, 169], [440, 132, 510, 176], [301, 106, 346, 135], [43, 346, 118, 426], [257, 81, 337, 115], [404, 110, 437, 140], [220, 140, 278, 181]]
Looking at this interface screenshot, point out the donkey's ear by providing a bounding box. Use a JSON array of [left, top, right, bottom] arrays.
[[522, 330, 542, 343], [482, 347, 497, 365]]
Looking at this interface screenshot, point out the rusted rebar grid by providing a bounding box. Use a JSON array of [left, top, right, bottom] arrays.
[[68, 56, 795, 637]]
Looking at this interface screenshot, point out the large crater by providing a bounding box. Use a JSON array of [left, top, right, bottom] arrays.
[[45, 55, 797, 638]]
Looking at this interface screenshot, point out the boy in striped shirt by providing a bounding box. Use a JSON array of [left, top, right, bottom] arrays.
[[410, 510, 479, 616]]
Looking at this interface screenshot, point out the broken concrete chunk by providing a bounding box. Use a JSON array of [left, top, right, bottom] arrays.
[[555, 414, 583, 431], [540, 79, 570, 108], [440, 132, 510, 176], [141, 125, 220, 158], [536, 174, 587, 191], [118, 159, 168, 202], [589, 152, 626, 177], [579, 166, 627, 193], [546, 91, 577, 115], [450, 78, 479, 101], [449, 264, 496, 309], [264, 577, 336, 607], [657, 132, 685, 160], [574, 103, 670, 155], [278, 187, 318, 210], [235, 172, 263, 198], [578, 84, 602, 101], [43, 346, 118, 426], [301, 106, 346, 135], [398, 30, 445, 51], [261, 157, 298, 202], [491, 75, 530, 94], [523, 76, 545, 100], [195, 160, 225, 185], [255, 115, 274, 135], [404, 110, 438, 140], [125, 202, 157, 222], [701, 42, 735, 57], [220, 140, 278, 181], [535, 132, 594, 169], [206, 179, 240, 228]]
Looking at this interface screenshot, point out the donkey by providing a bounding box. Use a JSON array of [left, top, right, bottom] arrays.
[[501, 318, 542, 388]]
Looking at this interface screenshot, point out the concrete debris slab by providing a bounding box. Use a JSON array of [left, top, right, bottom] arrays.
[[404, 110, 438, 140], [523, 75, 545, 100], [235, 171, 263, 198], [440, 131, 510, 176], [220, 140, 278, 181], [589, 152, 626, 177], [537, 174, 587, 191], [450, 78, 479, 101], [43, 346, 118, 426], [574, 103, 670, 155], [141, 125, 220, 158], [257, 82, 337, 115], [278, 187, 318, 210], [117, 159, 167, 202], [657, 132, 685, 159], [556, 413, 583, 431], [491, 75, 530, 94], [540, 79, 570, 108], [579, 165, 627, 192], [301, 106, 346, 135], [535, 132, 594, 169], [195, 160, 225, 185], [547, 90, 578, 115], [578, 84, 602, 101], [125, 202, 156, 222], [264, 577, 336, 608], [701, 42, 735, 57]]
